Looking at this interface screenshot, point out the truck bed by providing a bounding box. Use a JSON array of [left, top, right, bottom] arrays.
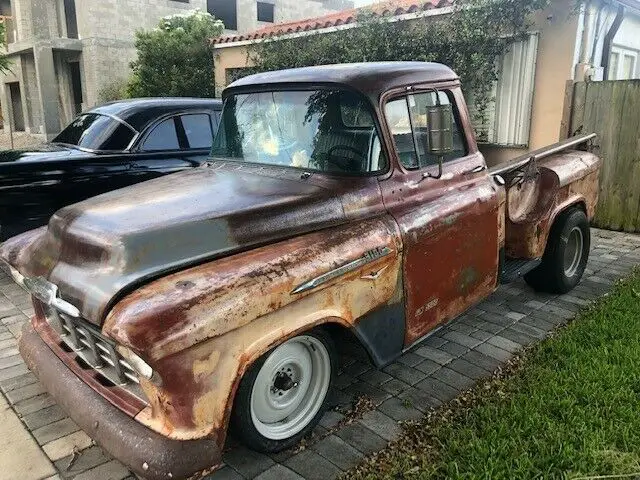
[[489, 133, 597, 176]]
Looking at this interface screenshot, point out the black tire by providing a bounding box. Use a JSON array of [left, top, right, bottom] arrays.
[[524, 208, 590, 293], [230, 328, 336, 453]]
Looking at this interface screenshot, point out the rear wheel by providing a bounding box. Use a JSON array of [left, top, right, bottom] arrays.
[[524, 208, 590, 293], [231, 329, 335, 452]]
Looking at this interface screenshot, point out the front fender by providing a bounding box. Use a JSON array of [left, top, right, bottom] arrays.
[[104, 216, 404, 445]]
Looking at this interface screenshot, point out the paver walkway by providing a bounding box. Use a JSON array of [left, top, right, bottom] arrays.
[[0, 228, 638, 480], [0, 129, 42, 150]]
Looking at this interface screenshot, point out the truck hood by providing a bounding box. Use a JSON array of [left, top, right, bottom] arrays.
[[2, 161, 383, 324]]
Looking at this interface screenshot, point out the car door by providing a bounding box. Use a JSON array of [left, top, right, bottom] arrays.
[[379, 86, 501, 346], [129, 112, 215, 182]]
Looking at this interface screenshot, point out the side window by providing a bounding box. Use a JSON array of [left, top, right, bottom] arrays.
[[181, 114, 213, 149], [385, 98, 417, 169], [142, 117, 180, 151], [385, 91, 467, 170]]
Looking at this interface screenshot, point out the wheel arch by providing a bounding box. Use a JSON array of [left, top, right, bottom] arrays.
[[546, 197, 587, 241], [219, 315, 352, 445]]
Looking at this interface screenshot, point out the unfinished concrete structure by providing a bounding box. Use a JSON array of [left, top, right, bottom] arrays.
[[0, 0, 349, 139]]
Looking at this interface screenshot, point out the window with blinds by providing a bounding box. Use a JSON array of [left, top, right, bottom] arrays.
[[468, 33, 539, 147]]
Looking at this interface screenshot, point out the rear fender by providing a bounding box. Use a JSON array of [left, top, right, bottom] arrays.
[[505, 151, 600, 258]]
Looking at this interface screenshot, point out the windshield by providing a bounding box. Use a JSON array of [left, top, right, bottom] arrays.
[[211, 89, 386, 174], [52, 113, 136, 151]]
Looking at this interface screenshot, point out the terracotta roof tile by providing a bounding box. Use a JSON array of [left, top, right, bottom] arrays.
[[212, 0, 454, 45]]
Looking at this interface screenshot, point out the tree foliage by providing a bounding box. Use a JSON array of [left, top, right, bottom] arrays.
[[99, 78, 129, 103], [128, 10, 224, 98], [250, 0, 550, 115]]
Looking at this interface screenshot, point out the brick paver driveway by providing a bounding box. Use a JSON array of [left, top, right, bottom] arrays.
[[0, 228, 638, 480]]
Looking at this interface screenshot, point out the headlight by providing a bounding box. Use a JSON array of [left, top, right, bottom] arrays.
[[8, 264, 25, 288], [116, 345, 154, 380]]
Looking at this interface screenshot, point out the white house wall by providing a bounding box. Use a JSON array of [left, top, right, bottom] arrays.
[[580, 1, 640, 79]]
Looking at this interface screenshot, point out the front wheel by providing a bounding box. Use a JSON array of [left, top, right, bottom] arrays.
[[524, 208, 590, 293], [231, 329, 336, 453]]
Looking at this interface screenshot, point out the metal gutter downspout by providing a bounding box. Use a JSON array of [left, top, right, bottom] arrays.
[[579, 0, 593, 65], [601, 4, 626, 80], [574, 1, 594, 80]]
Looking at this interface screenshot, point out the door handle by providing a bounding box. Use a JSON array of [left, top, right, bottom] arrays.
[[464, 165, 486, 175]]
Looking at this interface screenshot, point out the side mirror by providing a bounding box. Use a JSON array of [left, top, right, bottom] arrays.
[[426, 103, 454, 156]]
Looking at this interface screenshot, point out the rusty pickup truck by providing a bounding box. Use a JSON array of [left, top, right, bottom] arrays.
[[2, 62, 600, 479]]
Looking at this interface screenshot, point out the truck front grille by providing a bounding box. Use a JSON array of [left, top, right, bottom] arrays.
[[44, 307, 147, 404]]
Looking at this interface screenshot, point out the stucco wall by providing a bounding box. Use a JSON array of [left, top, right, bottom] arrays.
[[213, 44, 254, 96], [614, 12, 640, 53], [526, 1, 580, 151]]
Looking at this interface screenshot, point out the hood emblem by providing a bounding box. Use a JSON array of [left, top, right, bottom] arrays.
[[22, 276, 80, 318], [291, 246, 392, 294]]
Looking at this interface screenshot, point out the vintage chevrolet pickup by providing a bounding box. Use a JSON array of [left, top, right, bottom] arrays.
[[2, 62, 600, 479]]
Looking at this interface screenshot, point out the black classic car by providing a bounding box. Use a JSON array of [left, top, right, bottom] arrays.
[[1, 97, 222, 240]]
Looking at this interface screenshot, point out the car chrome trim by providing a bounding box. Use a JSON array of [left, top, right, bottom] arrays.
[[291, 246, 392, 294], [99, 112, 140, 135], [21, 275, 81, 318]]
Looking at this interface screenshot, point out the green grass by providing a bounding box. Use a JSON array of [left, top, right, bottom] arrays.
[[347, 271, 640, 480]]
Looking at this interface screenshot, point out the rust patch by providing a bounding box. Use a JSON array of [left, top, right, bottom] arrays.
[[100, 216, 403, 446], [504, 151, 600, 259]]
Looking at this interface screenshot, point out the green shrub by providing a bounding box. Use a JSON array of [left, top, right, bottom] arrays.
[[127, 10, 224, 98]]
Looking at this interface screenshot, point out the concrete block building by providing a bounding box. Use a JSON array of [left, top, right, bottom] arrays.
[[0, 0, 349, 140]]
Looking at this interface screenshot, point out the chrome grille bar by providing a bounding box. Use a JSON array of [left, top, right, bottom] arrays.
[[42, 307, 146, 402]]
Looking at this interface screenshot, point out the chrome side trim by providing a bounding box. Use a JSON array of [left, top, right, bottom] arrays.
[[291, 246, 392, 294]]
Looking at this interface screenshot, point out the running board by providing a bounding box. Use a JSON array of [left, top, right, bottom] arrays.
[[500, 258, 542, 284]]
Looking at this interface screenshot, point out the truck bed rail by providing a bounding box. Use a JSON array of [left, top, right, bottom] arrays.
[[488, 133, 597, 176]]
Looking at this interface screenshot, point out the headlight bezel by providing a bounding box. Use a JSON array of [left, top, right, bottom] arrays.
[[116, 345, 154, 381]]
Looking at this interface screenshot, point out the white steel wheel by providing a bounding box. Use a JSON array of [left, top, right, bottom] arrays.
[[249, 335, 331, 440], [563, 226, 584, 277]]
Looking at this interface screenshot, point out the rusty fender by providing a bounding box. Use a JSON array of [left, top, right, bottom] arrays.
[[505, 150, 600, 259], [103, 216, 403, 444]]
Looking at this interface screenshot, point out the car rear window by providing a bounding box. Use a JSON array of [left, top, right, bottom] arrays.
[[53, 113, 136, 151]]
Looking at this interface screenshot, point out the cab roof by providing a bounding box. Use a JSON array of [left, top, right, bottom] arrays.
[[224, 62, 459, 101]]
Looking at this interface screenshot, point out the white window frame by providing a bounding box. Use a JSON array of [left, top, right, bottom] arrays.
[[609, 45, 639, 80]]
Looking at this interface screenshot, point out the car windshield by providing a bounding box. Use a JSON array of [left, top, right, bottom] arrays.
[[211, 89, 386, 174], [52, 113, 136, 151]]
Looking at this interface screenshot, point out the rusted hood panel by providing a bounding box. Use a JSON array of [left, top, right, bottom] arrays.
[[1, 161, 384, 324]]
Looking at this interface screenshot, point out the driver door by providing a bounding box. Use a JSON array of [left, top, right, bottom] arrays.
[[380, 87, 501, 346]]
